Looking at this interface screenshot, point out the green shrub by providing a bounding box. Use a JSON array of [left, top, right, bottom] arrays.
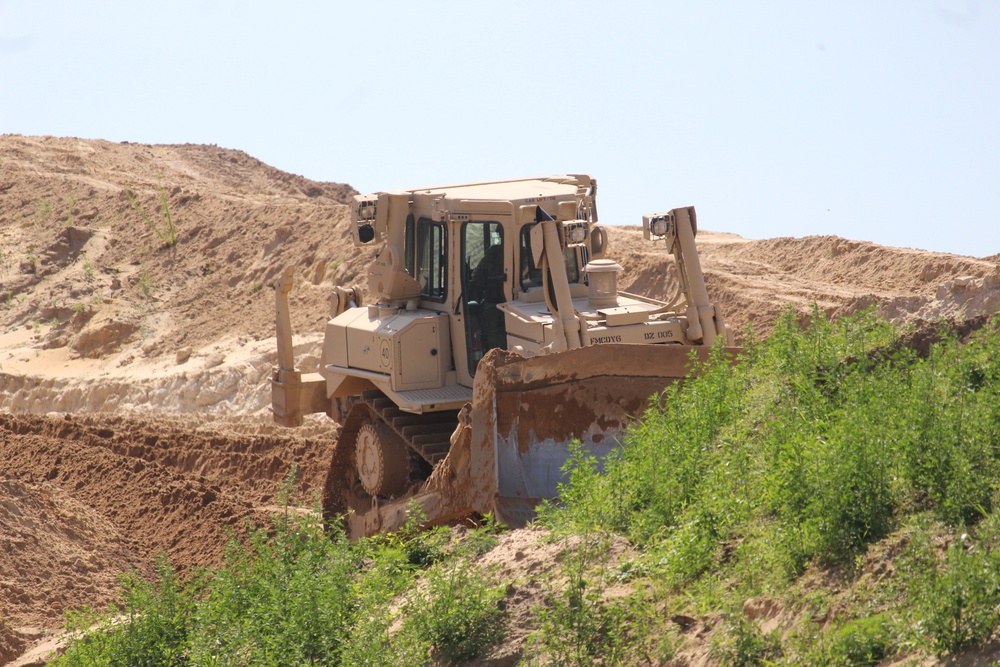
[[188, 507, 355, 666], [57, 501, 356, 667], [551, 311, 1000, 573], [906, 536, 1000, 656], [55, 555, 200, 667], [525, 533, 655, 666], [806, 614, 894, 667], [402, 558, 506, 662], [711, 612, 782, 667], [52, 473, 517, 667], [893, 327, 1000, 525]]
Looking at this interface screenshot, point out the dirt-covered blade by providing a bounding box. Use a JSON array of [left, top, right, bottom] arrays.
[[470, 345, 738, 526]]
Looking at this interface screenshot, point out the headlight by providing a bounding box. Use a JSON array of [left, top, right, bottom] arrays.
[[358, 200, 377, 221], [563, 221, 588, 244]]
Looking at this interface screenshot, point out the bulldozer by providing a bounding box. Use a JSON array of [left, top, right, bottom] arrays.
[[272, 174, 737, 538]]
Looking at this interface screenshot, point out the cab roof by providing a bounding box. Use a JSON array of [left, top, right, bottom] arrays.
[[387, 175, 589, 206]]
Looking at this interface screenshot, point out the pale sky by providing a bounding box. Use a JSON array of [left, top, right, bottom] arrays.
[[2, 1, 998, 257]]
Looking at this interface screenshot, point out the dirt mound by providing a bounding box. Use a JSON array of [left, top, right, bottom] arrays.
[[0, 134, 369, 364], [609, 226, 998, 337], [0, 411, 337, 647], [0, 476, 135, 630], [2, 136, 997, 420]]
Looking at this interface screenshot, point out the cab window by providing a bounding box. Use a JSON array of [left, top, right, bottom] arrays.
[[404, 214, 415, 277], [416, 217, 447, 301], [518, 223, 581, 291]]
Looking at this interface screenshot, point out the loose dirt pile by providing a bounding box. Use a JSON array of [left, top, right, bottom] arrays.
[[1, 135, 998, 664], [0, 135, 371, 420], [0, 412, 337, 660]]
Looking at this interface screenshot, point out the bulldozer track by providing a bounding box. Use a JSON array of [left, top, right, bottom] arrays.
[[358, 390, 460, 467], [321, 391, 462, 526]]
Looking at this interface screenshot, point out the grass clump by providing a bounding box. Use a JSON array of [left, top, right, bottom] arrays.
[[124, 180, 177, 247]]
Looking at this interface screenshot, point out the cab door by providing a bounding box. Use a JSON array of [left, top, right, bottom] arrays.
[[460, 221, 507, 376]]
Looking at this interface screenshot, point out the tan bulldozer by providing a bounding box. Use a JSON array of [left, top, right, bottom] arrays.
[[272, 175, 737, 538]]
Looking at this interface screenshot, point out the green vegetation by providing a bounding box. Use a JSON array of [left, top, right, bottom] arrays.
[[57, 556, 201, 667], [51, 310, 1000, 665], [538, 308, 1000, 662], [710, 613, 782, 667], [53, 485, 508, 667], [124, 180, 177, 247], [402, 558, 507, 662], [524, 532, 660, 666], [37, 198, 52, 222], [901, 513, 1000, 656], [136, 268, 155, 299]]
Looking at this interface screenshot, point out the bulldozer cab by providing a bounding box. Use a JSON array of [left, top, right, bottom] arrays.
[[371, 176, 600, 386]]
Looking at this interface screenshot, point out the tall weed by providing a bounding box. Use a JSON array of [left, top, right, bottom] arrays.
[[802, 613, 894, 667], [55, 555, 201, 667], [187, 507, 355, 667], [525, 532, 657, 666], [902, 516, 1000, 656], [124, 180, 177, 247], [710, 612, 782, 667], [401, 558, 507, 662], [54, 479, 511, 667]]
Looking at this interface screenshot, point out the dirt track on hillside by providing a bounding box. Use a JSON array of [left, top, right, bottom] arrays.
[[1, 135, 998, 665]]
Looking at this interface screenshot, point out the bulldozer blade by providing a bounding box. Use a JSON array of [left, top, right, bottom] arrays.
[[469, 345, 737, 526]]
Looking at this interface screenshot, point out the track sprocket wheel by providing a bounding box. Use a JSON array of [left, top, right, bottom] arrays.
[[355, 421, 409, 497]]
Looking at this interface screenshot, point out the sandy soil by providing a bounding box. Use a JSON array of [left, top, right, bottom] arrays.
[[1, 134, 998, 665]]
